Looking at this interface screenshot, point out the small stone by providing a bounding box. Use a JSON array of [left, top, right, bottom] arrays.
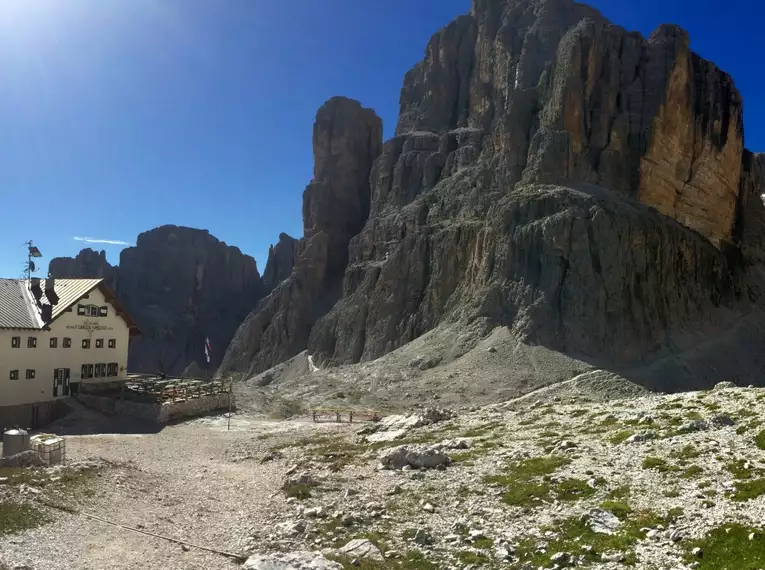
[[646, 529, 659, 539], [413, 528, 434, 546], [181, 544, 190, 552], [692, 547, 703, 557], [285, 465, 298, 476], [494, 547, 510, 559], [468, 529, 485, 541], [422, 503, 435, 513], [624, 432, 656, 444], [668, 529, 682, 542], [487, 346, 497, 353], [750, 532, 757, 541], [601, 551, 625, 562], [714, 381, 736, 390], [550, 552, 569, 563]]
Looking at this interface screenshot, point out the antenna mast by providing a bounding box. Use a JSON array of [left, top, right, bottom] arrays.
[[24, 240, 43, 281]]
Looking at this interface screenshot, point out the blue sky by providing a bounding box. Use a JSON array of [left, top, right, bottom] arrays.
[[1, 0, 763, 278]]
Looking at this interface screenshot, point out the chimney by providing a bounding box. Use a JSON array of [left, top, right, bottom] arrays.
[[44, 279, 59, 306], [30, 278, 42, 302], [41, 304, 52, 322]]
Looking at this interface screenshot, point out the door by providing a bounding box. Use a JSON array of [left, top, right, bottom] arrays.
[[63, 369, 70, 396], [53, 368, 65, 397]]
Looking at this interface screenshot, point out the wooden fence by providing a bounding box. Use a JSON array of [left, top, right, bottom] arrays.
[[122, 377, 231, 404], [311, 408, 383, 423]]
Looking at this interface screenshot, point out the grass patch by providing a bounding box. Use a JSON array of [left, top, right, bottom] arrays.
[[726, 459, 761, 480], [0, 503, 51, 535], [515, 509, 673, 567], [600, 500, 632, 520], [642, 456, 678, 472], [681, 465, 704, 479], [755, 429, 765, 450], [460, 421, 504, 438], [456, 551, 491, 565], [555, 478, 596, 502], [684, 523, 765, 569], [608, 486, 630, 499], [672, 444, 702, 461], [472, 536, 493, 549], [732, 478, 765, 502], [485, 455, 572, 507], [609, 430, 634, 445], [663, 487, 681, 498]]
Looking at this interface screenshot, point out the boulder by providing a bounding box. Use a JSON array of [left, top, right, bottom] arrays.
[[378, 445, 451, 470], [336, 539, 384, 561]]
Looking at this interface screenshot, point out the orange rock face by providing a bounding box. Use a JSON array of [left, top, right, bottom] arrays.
[[638, 32, 744, 247]]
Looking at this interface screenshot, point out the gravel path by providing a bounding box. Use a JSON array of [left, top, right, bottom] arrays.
[[0, 409, 349, 570]]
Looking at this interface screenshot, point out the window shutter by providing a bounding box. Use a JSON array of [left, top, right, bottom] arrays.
[[77, 304, 86, 316], [99, 306, 108, 317]]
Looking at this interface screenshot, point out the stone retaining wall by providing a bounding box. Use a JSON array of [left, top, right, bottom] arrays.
[[76, 393, 233, 424]]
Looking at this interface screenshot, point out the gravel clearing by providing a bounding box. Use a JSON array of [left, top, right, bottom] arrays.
[[0, 408, 353, 570], [4, 383, 765, 569]]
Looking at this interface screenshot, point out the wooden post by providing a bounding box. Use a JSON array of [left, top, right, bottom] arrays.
[[349, 411, 353, 424], [227, 381, 232, 431]]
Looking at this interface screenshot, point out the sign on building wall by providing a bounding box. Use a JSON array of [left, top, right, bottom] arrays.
[[65, 319, 115, 332]]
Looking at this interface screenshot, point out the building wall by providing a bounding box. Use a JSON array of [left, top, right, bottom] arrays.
[[0, 286, 131, 408]]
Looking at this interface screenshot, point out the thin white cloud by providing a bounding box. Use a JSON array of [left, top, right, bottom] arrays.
[[73, 236, 130, 246]]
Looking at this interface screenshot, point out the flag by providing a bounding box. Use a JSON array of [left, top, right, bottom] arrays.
[[204, 337, 212, 363]]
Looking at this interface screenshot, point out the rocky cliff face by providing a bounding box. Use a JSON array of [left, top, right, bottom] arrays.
[[220, 0, 765, 389], [261, 233, 299, 293], [48, 249, 117, 285], [50, 226, 262, 375], [219, 97, 383, 375]]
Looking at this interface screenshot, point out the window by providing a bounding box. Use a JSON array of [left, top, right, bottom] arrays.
[[27, 337, 37, 348], [99, 306, 108, 317], [77, 304, 86, 316], [11, 336, 20, 348], [25, 369, 35, 379], [95, 338, 103, 349], [9, 370, 19, 380], [88, 364, 93, 378], [89, 306, 98, 317], [81, 364, 93, 379], [50, 337, 58, 348], [95, 364, 102, 378], [108, 339, 116, 349], [82, 339, 90, 349], [63, 337, 72, 348], [109, 363, 119, 377]]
